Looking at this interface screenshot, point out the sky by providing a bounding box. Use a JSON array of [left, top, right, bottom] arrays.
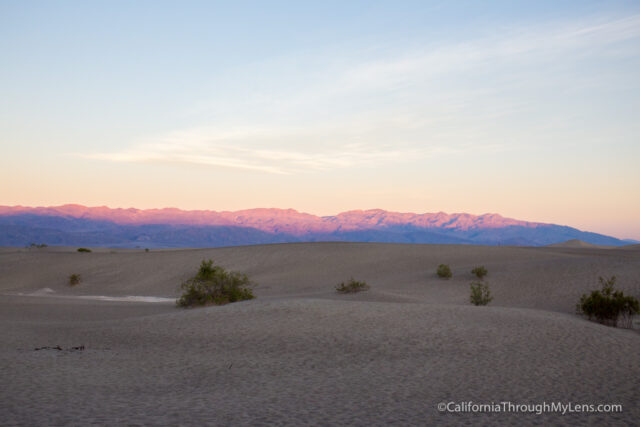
[[1, 0, 639, 239]]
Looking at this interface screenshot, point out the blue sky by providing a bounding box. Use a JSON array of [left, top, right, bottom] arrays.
[[1, 1, 639, 239]]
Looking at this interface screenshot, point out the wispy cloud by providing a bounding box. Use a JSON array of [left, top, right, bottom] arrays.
[[83, 14, 640, 174], [82, 126, 427, 174], [328, 14, 640, 103]]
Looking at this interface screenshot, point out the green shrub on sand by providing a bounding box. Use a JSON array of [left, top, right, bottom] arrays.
[[177, 260, 255, 307], [577, 276, 639, 328], [437, 264, 452, 279], [68, 273, 81, 286], [470, 281, 493, 306], [335, 278, 370, 293], [471, 266, 488, 279]]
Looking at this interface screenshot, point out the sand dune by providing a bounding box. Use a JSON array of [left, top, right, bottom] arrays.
[[2, 242, 639, 312], [548, 239, 612, 249], [1, 242, 639, 425]]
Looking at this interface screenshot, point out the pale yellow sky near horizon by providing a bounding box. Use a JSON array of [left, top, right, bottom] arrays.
[[2, 159, 638, 240]]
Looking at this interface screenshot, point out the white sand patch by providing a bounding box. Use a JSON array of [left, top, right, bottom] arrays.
[[74, 295, 174, 303], [29, 288, 56, 295], [11, 289, 174, 303]]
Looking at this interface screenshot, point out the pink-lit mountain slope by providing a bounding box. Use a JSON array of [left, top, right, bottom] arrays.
[[0, 205, 539, 233], [0, 205, 628, 248]]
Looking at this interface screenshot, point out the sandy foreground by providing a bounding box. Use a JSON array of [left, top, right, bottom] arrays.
[[0, 242, 639, 425]]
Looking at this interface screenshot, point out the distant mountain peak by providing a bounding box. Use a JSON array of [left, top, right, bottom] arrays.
[[0, 204, 628, 248], [0, 204, 544, 233]]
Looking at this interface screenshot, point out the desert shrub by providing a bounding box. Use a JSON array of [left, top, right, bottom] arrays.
[[335, 278, 370, 293], [471, 266, 488, 279], [68, 274, 81, 286], [470, 281, 493, 306], [77, 248, 92, 253], [577, 276, 639, 328], [437, 264, 452, 279], [29, 243, 48, 249], [177, 259, 255, 307], [145, 248, 150, 252]]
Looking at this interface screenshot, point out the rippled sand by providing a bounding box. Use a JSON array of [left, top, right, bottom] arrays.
[[1, 243, 639, 425]]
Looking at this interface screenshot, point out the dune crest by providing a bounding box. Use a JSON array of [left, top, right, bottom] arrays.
[[548, 239, 609, 249]]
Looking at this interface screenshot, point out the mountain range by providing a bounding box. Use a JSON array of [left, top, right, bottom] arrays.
[[0, 204, 632, 248]]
